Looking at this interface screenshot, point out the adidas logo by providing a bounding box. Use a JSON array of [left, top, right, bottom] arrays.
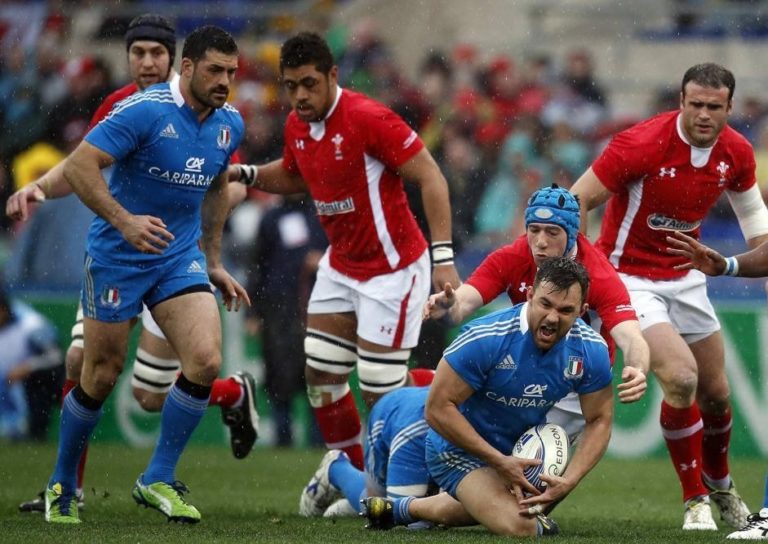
[[187, 260, 204, 274], [160, 123, 179, 139], [495, 355, 516, 370]]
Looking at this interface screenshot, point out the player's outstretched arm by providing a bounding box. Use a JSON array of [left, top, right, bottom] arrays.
[[666, 231, 727, 275], [227, 160, 308, 195], [6, 160, 75, 221], [423, 283, 484, 325], [609, 320, 648, 403], [570, 167, 613, 235], [398, 148, 461, 292], [519, 385, 612, 514]]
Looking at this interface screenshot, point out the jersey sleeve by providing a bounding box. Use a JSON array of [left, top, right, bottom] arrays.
[[581, 241, 638, 332], [442, 318, 504, 391], [591, 124, 654, 192], [359, 106, 424, 170], [729, 140, 757, 192], [466, 240, 528, 304], [574, 336, 613, 396], [85, 100, 154, 161], [281, 120, 300, 175]]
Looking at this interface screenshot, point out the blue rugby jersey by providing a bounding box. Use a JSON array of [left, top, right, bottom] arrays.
[[84, 78, 243, 264], [428, 302, 611, 458]]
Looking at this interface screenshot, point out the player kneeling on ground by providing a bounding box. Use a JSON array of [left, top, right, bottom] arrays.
[[362, 257, 613, 537]]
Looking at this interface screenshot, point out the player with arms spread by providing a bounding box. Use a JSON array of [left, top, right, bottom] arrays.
[[230, 32, 460, 470], [571, 62, 765, 531], [42, 25, 247, 524]]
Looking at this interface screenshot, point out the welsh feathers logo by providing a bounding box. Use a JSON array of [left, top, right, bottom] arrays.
[[564, 356, 583, 380], [217, 125, 231, 150], [100, 286, 121, 308]]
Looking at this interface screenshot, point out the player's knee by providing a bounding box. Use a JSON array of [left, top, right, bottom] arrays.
[[665, 367, 698, 400], [698, 385, 731, 414], [87, 357, 124, 395], [305, 330, 357, 378], [65, 345, 84, 381], [186, 348, 221, 383], [132, 387, 165, 412], [357, 348, 410, 398]]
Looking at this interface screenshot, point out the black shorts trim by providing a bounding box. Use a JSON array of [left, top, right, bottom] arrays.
[[148, 284, 213, 309]]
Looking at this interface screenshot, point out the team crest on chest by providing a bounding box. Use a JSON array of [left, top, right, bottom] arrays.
[[716, 161, 730, 187], [217, 125, 231, 150], [331, 133, 344, 160], [564, 356, 584, 380]]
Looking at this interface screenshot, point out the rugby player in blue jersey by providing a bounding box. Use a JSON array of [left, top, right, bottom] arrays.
[[363, 257, 613, 536], [299, 387, 433, 520], [43, 25, 247, 524]]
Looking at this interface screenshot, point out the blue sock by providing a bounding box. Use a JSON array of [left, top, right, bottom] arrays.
[[392, 496, 416, 526], [763, 474, 768, 510], [142, 383, 208, 484], [49, 391, 102, 493], [329, 453, 367, 513]]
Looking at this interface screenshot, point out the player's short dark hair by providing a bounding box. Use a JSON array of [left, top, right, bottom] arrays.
[[182, 25, 238, 63], [125, 13, 176, 66], [533, 257, 590, 304], [280, 32, 334, 74], [682, 63, 736, 101]]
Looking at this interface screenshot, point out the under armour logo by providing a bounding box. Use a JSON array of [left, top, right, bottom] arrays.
[[679, 459, 698, 471], [380, 326, 392, 335], [659, 167, 676, 178], [296, 139, 305, 150], [518, 282, 528, 293]]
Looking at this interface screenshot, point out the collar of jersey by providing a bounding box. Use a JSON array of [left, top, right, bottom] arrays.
[[309, 85, 343, 141], [170, 75, 184, 107], [675, 112, 717, 167], [519, 302, 530, 334]]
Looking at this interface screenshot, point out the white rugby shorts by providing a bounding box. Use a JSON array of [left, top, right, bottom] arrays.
[[308, 249, 430, 349]]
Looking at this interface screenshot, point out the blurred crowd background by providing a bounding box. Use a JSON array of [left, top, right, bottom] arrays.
[[3, 0, 768, 442]]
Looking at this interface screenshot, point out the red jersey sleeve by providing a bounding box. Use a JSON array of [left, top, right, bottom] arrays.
[[358, 105, 424, 170], [726, 129, 757, 193], [466, 237, 534, 304], [281, 119, 300, 175]]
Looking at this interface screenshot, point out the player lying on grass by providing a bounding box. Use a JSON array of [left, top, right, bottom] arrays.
[[363, 257, 613, 536]]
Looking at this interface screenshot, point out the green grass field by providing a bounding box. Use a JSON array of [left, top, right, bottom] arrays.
[[0, 442, 764, 543]]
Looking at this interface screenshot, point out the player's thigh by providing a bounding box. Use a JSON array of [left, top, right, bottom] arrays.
[[643, 322, 698, 391], [150, 290, 222, 376], [386, 443, 430, 498], [139, 305, 177, 359], [455, 468, 535, 536]]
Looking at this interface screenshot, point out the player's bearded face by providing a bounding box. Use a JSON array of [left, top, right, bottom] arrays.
[[188, 50, 238, 110], [128, 40, 172, 90], [282, 65, 338, 123], [527, 223, 568, 265], [526, 281, 586, 350], [680, 82, 732, 148]]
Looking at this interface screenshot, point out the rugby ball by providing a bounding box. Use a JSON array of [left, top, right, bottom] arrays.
[[512, 423, 570, 492]]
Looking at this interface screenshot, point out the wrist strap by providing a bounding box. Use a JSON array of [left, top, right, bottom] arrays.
[[431, 241, 454, 267], [723, 256, 739, 276], [238, 164, 258, 187]]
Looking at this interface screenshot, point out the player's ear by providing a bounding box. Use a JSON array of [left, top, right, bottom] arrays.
[[526, 285, 533, 302], [580, 302, 589, 317], [181, 57, 194, 77]]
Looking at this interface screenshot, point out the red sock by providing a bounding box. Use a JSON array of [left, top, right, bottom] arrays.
[[701, 408, 732, 482], [313, 391, 364, 469], [409, 368, 436, 387], [209, 377, 243, 408], [62, 379, 88, 489], [660, 400, 708, 502]]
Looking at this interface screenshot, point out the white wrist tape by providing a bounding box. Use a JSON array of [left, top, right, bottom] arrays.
[[431, 241, 454, 267], [238, 164, 258, 187], [724, 256, 740, 276]]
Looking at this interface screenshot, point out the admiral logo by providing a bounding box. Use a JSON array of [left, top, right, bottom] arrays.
[[495, 355, 517, 370], [185, 157, 205, 172], [217, 125, 231, 150], [647, 214, 701, 232], [615, 303, 635, 313], [160, 123, 178, 139], [315, 197, 355, 216], [523, 384, 548, 397], [659, 167, 676, 178]]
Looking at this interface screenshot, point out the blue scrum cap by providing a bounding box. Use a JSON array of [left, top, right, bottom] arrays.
[[524, 184, 581, 254]]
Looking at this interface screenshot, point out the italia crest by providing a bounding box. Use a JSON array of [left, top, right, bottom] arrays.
[[564, 356, 584, 380], [101, 286, 121, 308], [217, 125, 231, 150]]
